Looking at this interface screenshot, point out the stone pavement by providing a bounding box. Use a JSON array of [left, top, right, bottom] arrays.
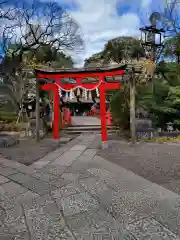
[[71, 116, 101, 126], [0, 134, 180, 239]]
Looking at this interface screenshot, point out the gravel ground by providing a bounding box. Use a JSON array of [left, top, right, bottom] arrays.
[[0, 136, 74, 166], [98, 141, 180, 194]]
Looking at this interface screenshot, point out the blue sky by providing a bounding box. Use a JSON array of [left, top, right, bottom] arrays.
[[0, 0, 165, 66], [56, 0, 164, 66]]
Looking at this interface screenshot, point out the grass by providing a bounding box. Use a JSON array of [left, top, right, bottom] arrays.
[[139, 135, 180, 143]]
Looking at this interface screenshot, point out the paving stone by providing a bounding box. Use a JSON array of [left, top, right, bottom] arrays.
[[0, 205, 27, 235], [65, 161, 88, 174], [0, 175, 10, 184], [87, 167, 114, 181], [154, 196, 180, 236], [21, 192, 54, 210], [9, 173, 57, 195], [32, 170, 70, 190], [76, 155, 96, 164], [97, 140, 180, 197], [89, 161, 179, 208], [51, 150, 83, 167], [24, 201, 69, 239], [51, 183, 82, 199], [0, 182, 27, 210], [45, 216, 75, 240], [65, 137, 84, 148], [56, 192, 99, 216], [127, 217, 179, 239], [31, 160, 50, 170], [0, 166, 18, 177], [59, 137, 72, 143], [65, 165, 95, 180], [42, 165, 67, 177], [0, 161, 34, 176], [61, 172, 80, 184], [99, 189, 159, 222], [81, 148, 97, 157], [16, 166, 36, 175], [20, 192, 74, 239], [17, 191, 40, 207], [70, 145, 87, 151], [79, 177, 111, 200], [68, 159, 100, 175], [0, 232, 29, 240], [32, 171, 60, 182], [66, 208, 128, 240], [49, 178, 71, 188], [88, 140, 102, 149], [87, 166, 154, 195], [0, 157, 9, 165], [0, 191, 38, 212], [36, 147, 66, 164], [0, 160, 24, 169]]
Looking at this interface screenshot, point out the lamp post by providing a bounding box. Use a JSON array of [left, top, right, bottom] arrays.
[[139, 12, 165, 63], [139, 12, 165, 97], [139, 26, 165, 63]]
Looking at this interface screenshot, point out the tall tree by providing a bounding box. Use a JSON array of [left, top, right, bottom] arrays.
[[163, 35, 180, 64], [102, 36, 145, 63], [0, 0, 82, 115], [1, 0, 83, 70]]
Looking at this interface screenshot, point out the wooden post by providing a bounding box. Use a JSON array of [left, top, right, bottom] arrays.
[[130, 68, 136, 144], [35, 80, 40, 142]]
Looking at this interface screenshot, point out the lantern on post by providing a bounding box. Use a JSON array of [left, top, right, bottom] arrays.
[[139, 12, 165, 63]]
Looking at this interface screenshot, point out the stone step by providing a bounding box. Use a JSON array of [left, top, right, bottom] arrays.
[[62, 129, 117, 135], [65, 125, 117, 131]]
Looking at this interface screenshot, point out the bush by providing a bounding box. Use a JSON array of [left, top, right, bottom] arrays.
[[110, 86, 130, 131], [139, 136, 180, 143], [0, 110, 17, 116], [0, 122, 28, 132], [0, 111, 17, 122]]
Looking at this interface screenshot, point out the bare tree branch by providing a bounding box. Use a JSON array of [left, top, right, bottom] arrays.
[[0, 0, 84, 113], [163, 0, 180, 34], [0, 0, 83, 66]]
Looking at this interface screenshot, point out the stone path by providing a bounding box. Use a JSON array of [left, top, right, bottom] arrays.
[[71, 116, 101, 126], [0, 134, 180, 239]]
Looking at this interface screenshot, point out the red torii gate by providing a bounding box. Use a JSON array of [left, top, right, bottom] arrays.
[[34, 65, 126, 147]]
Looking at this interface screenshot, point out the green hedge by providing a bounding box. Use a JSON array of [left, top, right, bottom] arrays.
[[0, 115, 17, 122], [0, 111, 17, 116], [0, 122, 26, 132], [0, 111, 17, 122]]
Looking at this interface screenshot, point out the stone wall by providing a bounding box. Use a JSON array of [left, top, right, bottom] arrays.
[[136, 118, 154, 139]]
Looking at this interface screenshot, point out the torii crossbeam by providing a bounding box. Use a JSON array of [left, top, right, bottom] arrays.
[[34, 64, 127, 147]]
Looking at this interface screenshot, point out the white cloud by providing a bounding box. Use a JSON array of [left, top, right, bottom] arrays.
[[65, 0, 141, 67], [141, 0, 152, 8]]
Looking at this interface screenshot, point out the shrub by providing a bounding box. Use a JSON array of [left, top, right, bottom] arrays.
[[110, 86, 130, 131], [0, 111, 17, 123], [139, 136, 180, 143], [0, 122, 28, 132]]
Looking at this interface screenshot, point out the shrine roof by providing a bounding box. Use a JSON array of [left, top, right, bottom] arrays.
[[34, 64, 127, 75]]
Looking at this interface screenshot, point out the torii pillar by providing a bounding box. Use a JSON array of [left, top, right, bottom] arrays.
[[34, 65, 126, 147]]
